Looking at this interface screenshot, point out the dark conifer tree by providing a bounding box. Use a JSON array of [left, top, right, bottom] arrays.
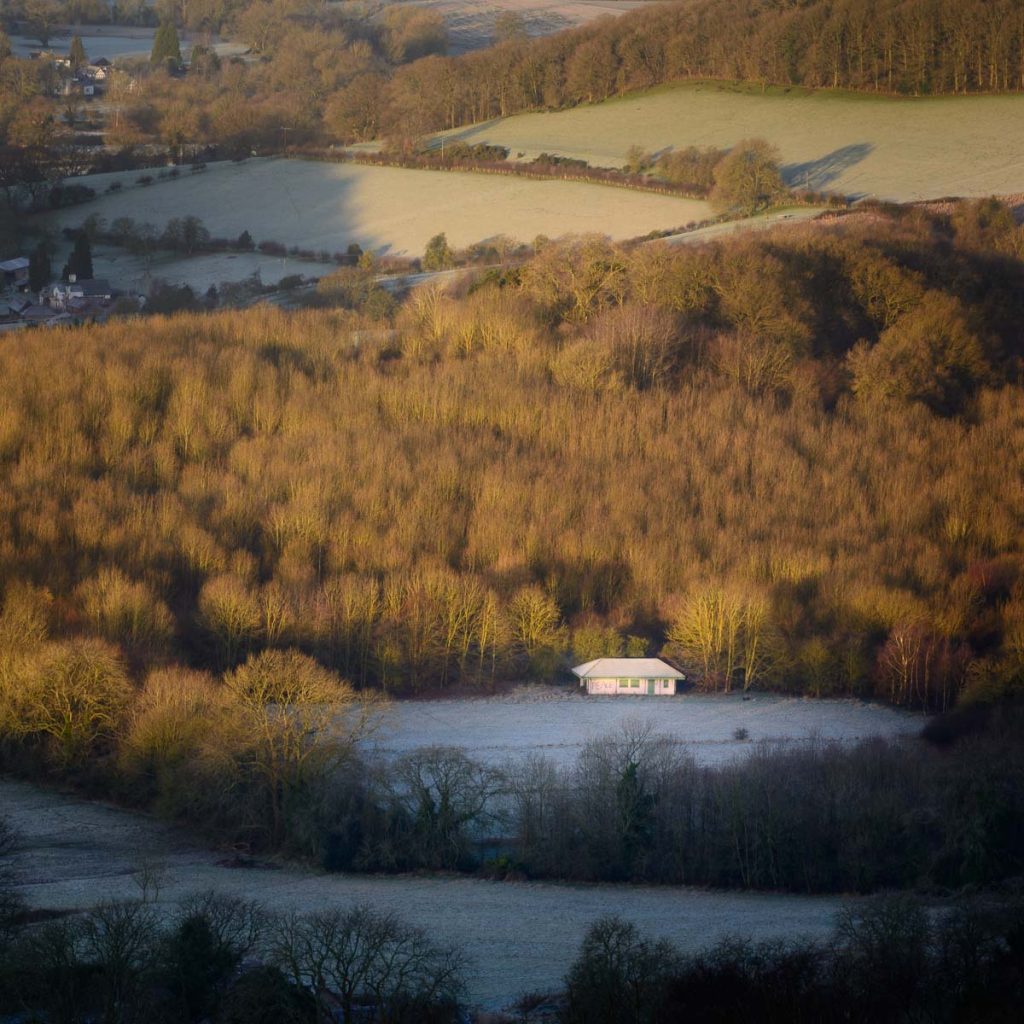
[[150, 21, 182, 67], [68, 35, 87, 70], [65, 232, 93, 281], [28, 241, 51, 291]]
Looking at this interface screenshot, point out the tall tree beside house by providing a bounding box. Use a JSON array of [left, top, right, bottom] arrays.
[[151, 21, 182, 67], [28, 242, 51, 292], [68, 35, 87, 71], [64, 232, 93, 281]]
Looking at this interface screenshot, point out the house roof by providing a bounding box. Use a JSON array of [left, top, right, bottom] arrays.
[[571, 657, 685, 680], [0, 257, 29, 272], [20, 304, 60, 319]]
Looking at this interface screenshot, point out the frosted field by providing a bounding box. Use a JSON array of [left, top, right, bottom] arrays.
[[663, 205, 826, 246], [7, 27, 247, 61], [444, 84, 1024, 202], [87, 243, 337, 293], [44, 159, 711, 257], [371, 690, 925, 766], [388, 0, 650, 52], [2, 777, 849, 1008]]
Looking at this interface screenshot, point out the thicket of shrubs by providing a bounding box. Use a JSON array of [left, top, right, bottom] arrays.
[[563, 895, 1024, 1024], [0, 873, 465, 1024]]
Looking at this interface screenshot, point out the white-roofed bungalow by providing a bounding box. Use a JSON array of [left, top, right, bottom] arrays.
[[571, 657, 685, 696]]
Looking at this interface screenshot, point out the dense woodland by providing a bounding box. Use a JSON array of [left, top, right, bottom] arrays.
[[2, 201, 1024, 707], [4, 199, 1024, 879], [381, 0, 1024, 138]]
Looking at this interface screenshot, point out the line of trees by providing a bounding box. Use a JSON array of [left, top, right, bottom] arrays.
[[4, 826, 1023, 1023], [563, 894, 1024, 1024], [0, 876, 466, 1024], [295, 137, 806, 216]]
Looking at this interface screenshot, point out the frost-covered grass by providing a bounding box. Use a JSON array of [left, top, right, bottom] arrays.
[[442, 83, 1024, 202], [1, 776, 847, 1009], [6, 28, 247, 61], [381, 0, 650, 53], [87, 243, 337, 293], [1, 695, 923, 1005], [371, 690, 925, 766], [42, 158, 712, 258]]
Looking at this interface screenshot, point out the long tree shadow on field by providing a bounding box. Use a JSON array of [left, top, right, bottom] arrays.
[[783, 143, 874, 192]]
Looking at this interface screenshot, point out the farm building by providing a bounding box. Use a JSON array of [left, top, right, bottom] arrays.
[[0, 257, 29, 289], [572, 658, 685, 695]]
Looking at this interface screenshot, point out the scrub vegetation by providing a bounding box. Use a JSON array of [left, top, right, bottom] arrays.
[[0, 872, 466, 1024], [563, 895, 1024, 1024]]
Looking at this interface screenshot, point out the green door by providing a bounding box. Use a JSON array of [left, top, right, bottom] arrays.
[[647, 679, 656, 695]]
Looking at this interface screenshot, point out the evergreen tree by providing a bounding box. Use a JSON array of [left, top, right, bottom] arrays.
[[423, 232, 454, 271], [68, 35, 87, 70], [28, 242, 51, 292], [150, 21, 182, 67], [65, 232, 93, 281]]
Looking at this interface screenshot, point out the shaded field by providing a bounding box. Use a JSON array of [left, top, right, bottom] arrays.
[[371, 690, 925, 765], [442, 84, 1024, 201], [88, 243, 337, 293], [44, 158, 712, 257], [2, 776, 848, 1009]]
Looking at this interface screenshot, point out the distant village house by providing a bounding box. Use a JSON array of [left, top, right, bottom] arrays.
[[0, 257, 30, 289], [1, 272, 138, 330], [572, 658, 685, 695], [45, 278, 115, 309]]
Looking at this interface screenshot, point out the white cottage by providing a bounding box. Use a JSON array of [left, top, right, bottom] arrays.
[[572, 657, 685, 696]]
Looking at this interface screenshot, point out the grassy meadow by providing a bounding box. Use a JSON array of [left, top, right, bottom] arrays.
[[43, 159, 712, 259], [441, 84, 1024, 201]]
